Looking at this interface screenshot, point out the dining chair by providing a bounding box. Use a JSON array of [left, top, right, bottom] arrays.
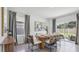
[[45, 36, 57, 52], [27, 35, 41, 52]]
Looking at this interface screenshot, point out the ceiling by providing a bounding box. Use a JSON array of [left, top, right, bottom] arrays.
[[8, 7, 79, 19]]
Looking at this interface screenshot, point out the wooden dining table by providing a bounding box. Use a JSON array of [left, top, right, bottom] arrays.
[[37, 35, 50, 49]]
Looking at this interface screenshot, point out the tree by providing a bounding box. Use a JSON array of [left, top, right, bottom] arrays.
[[68, 21, 76, 28]]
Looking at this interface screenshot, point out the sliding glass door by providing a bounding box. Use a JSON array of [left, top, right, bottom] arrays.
[[56, 14, 77, 41]]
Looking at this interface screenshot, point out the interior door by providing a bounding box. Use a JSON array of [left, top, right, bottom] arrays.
[[16, 21, 25, 44]]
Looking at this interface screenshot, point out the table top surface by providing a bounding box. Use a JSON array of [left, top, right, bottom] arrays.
[[0, 36, 15, 44], [37, 35, 50, 41], [3, 36, 16, 44]]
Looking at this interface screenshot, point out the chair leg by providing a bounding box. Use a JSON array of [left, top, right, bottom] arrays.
[[37, 44, 40, 51], [30, 44, 40, 52], [49, 47, 52, 52], [31, 45, 33, 52], [28, 43, 30, 49]]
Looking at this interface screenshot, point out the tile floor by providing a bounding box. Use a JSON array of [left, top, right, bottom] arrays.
[[14, 39, 79, 52]]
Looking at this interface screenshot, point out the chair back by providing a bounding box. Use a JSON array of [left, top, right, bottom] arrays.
[[28, 35, 34, 45], [49, 36, 57, 44]]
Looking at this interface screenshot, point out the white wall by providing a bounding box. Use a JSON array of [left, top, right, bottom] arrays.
[[46, 18, 53, 34], [30, 15, 47, 35]]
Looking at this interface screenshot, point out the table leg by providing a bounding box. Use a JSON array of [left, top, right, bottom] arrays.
[[39, 42, 45, 49]]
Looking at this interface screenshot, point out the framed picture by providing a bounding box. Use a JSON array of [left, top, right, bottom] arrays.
[[34, 21, 48, 32]]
